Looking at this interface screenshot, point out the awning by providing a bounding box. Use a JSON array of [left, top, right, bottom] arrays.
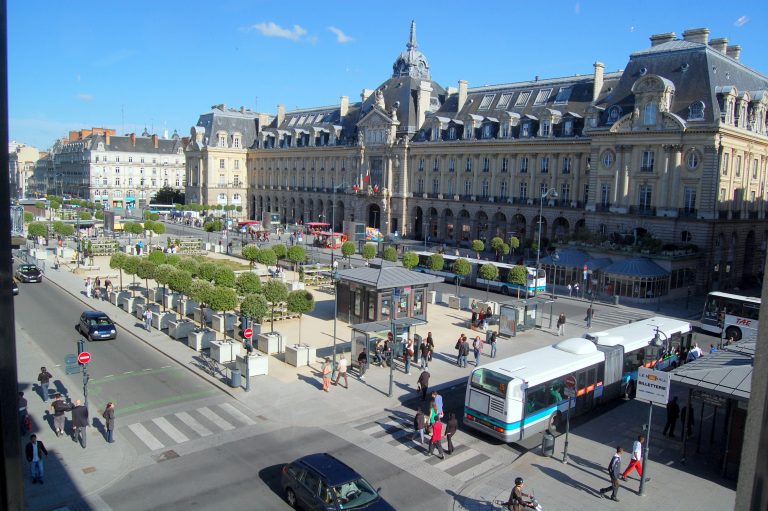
[[671, 340, 754, 401], [349, 317, 428, 334], [485, 117, 499, 123], [602, 257, 669, 277]]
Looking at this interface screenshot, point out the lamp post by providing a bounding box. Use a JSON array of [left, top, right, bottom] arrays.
[[330, 182, 345, 379], [535, 189, 558, 296], [551, 250, 560, 298], [641, 326, 668, 497]]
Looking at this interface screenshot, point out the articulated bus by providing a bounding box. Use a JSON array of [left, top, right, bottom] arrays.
[[464, 316, 692, 443], [412, 251, 545, 296], [700, 291, 760, 342]]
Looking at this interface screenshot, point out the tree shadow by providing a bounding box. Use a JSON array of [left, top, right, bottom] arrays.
[[530, 463, 604, 498]]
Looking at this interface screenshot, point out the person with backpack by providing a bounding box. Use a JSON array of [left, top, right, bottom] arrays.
[[459, 337, 470, 368], [412, 408, 426, 445], [472, 336, 484, 366], [599, 446, 624, 501]]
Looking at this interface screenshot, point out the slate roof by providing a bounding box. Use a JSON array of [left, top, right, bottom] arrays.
[[336, 266, 443, 290], [671, 340, 754, 401], [194, 105, 262, 149], [540, 249, 613, 270], [85, 133, 184, 155], [602, 257, 668, 277]]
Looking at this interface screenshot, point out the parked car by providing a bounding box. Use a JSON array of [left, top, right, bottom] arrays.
[[281, 453, 394, 510], [15, 264, 43, 283], [78, 311, 117, 341]]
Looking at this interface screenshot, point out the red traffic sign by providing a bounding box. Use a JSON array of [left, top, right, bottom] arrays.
[[77, 351, 92, 364], [565, 374, 577, 389], [243, 328, 253, 339]]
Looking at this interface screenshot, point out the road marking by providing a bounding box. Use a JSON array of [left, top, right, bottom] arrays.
[[103, 375, 114, 378], [219, 403, 256, 425], [127, 423, 164, 451], [161, 365, 172, 368], [456, 457, 498, 482], [123, 371, 134, 374], [143, 368, 152, 371], [152, 417, 189, 444], [198, 406, 235, 431], [175, 412, 212, 437], [434, 447, 477, 470]]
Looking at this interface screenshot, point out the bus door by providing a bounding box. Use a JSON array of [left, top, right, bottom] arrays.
[[575, 366, 598, 414], [597, 345, 623, 403]]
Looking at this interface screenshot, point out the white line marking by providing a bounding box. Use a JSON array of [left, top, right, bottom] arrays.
[[152, 417, 189, 444], [127, 423, 164, 451], [198, 406, 234, 431], [123, 371, 134, 374], [176, 412, 212, 437], [220, 403, 256, 425], [434, 446, 477, 470], [103, 375, 114, 378], [456, 457, 499, 482], [161, 365, 172, 369], [143, 368, 152, 371]]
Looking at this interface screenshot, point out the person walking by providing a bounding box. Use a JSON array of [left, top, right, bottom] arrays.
[[104, 278, 113, 299], [333, 357, 348, 388], [357, 349, 368, 381], [85, 276, 92, 298], [557, 313, 566, 336], [18, 392, 28, 435], [586, 305, 594, 329], [567, 283, 572, 297], [459, 337, 470, 368], [420, 339, 431, 369], [51, 393, 71, 437], [103, 402, 116, 443], [455, 335, 464, 366], [404, 339, 413, 375], [322, 357, 332, 392], [489, 331, 498, 358], [412, 408, 427, 445], [71, 399, 89, 448], [417, 370, 430, 401], [445, 412, 458, 454], [37, 367, 52, 403], [472, 335, 483, 366], [25, 434, 48, 484], [621, 435, 647, 483], [143, 307, 152, 332], [94, 276, 101, 300], [599, 446, 624, 501], [663, 396, 680, 437], [431, 390, 444, 417], [427, 417, 446, 460], [426, 332, 435, 363]]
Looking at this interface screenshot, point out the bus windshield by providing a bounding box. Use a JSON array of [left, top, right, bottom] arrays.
[[470, 368, 512, 399]]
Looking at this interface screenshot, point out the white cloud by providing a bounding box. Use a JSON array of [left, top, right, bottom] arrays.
[[574, 2, 581, 14], [77, 93, 94, 101], [248, 21, 307, 41], [734, 15, 749, 27], [328, 26, 354, 43]]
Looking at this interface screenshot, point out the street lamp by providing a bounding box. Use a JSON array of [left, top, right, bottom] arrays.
[[535, 189, 558, 296], [551, 250, 560, 298]]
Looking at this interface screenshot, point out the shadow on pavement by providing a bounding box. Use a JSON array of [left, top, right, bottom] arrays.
[[446, 489, 496, 510], [531, 463, 603, 498], [258, 463, 287, 503]]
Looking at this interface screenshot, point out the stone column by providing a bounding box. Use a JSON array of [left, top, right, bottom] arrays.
[[667, 145, 683, 214]]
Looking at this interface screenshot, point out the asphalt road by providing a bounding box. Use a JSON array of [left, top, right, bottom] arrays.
[[13, 275, 217, 415]]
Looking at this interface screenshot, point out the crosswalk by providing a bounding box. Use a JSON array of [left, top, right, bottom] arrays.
[[583, 308, 650, 329], [122, 403, 258, 453]]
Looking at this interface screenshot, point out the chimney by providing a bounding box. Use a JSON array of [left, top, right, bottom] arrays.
[[240, 106, 246, 113], [340, 95, 349, 118], [163, 128, 169, 139], [592, 61, 605, 103], [152, 134, 159, 148], [650, 32, 676, 46], [457, 80, 468, 111], [709, 37, 728, 54], [726, 44, 742, 61], [276, 104, 285, 126], [130, 133, 136, 147], [416, 82, 433, 131], [105, 131, 111, 145], [361, 89, 374, 102], [682, 27, 710, 45]]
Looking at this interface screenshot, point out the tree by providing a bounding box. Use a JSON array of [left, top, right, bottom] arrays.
[[429, 253, 444, 272], [257, 247, 278, 267], [94, 211, 104, 220], [361, 243, 376, 261], [263, 279, 288, 332], [207, 286, 239, 339], [453, 258, 471, 297], [149, 213, 161, 222], [240, 293, 268, 325], [271, 243, 287, 260], [287, 245, 306, 273], [203, 220, 223, 232], [27, 222, 48, 241], [151, 222, 166, 236], [52, 221, 74, 237], [123, 256, 141, 297], [137, 259, 157, 300], [154, 263, 175, 311], [147, 250, 167, 265], [490, 236, 506, 261], [235, 272, 262, 295], [177, 258, 199, 277], [287, 290, 315, 343], [78, 211, 92, 221], [479, 263, 499, 300], [472, 239, 485, 258], [23, 211, 34, 223], [166, 254, 181, 266], [198, 261, 218, 282], [508, 265, 528, 299], [213, 266, 236, 288], [153, 186, 185, 205], [402, 251, 419, 270], [501, 242, 510, 261], [167, 269, 192, 319], [189, 279, 214, 327], [123, 222, 144, 235], [109, 252, 128, 291], [341, 241, 355, 259], [241, 244, 259, 268], [35, 201, 46, 210], [382, 246, 398, 262]]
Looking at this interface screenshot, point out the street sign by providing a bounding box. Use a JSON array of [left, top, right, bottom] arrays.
[[243, 328, 253, 339], [636, 367, 670, 405], [65, 354, 78, 365], [77, 351, 92, 365], [565, 374, 576, 388]]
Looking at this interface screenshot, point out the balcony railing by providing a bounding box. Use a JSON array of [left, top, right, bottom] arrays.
[[718, 209, 729, 219], [678, 208, 697, 218], [595, 203, 611, 212], [640, 165, 654, 172], [629, 205, 656, 216]]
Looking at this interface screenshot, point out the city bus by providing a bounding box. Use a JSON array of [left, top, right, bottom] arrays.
[[464, 316, 692, 443], [147, 204, 176, 216], [413, 251, 545, 296], [700, 291, 760, 342], [313, 231, 348, 249]]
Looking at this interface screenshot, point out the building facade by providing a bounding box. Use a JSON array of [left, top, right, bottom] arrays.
[[9, 143, 41, 199]]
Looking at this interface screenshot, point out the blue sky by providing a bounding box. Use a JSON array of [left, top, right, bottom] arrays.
[[8, 0, 768, 150]]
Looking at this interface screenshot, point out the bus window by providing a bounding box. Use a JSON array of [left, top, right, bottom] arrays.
[[470, 368, 512, 398], [548, 377, 565, 404], [743, 303, 760, 320], [524, 384, 550, 415]]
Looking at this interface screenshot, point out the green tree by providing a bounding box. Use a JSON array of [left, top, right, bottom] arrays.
[[235, 272, 262, 295], [79, 211, 92, 221], [429, 253, 444, 272], [241, 244, 259, 268], [94, 210, 105, 220], [213, 266, 236, 288], [263, 279, 288, 332], [203, 220, 223, 232], [151, 222, 166, 236], [382, 246, 398, 262], [198, 261, 218, 282], [23, 211, 34, 223], [35, 201, 46, 210], [137, 259, 157, 300], [123, 222, 144, 235], [147, 250, 167, 265], [271, 243, 287, 260], [166, 254, 182, 266], [154, 263, 175, 311], [287, 245, 306, 272], [453, 258, 471, 297], [177, 258, 200, 276], [402, 251, 419, 270], [257, 247, 278, 267], [153, 186, 185, 205], [52, 221, 74, 237], [167, 269, 193, 319], [123, 256, 141, 297], [207, 286, 239, 339], [508, 265, 528, 299], [240, 293, 268, 325], [472, 239, 485, 258], [341, 241, 355, 259], [149, 212, 161, 222], [490, 236, 504, 254], [361, 243, 376, 261], [479, 263, 499, 300], [109, 252, 128, 291], [27, 222, 48, 241], [286, 290, 315, 343], [143, 210, 152, 220], [189, 279, 214, 327]]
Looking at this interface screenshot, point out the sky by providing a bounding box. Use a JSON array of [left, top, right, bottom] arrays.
[[8, 0, 768, 150]]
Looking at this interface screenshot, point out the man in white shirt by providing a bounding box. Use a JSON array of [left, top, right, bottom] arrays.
[[622, 434, 646, 483]]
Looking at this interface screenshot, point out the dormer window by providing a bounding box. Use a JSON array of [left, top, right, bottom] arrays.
[[688, 101, 705, 121], [482, 123, 494, 139], [233, 135, 241, 148], [607, 106, 622, 125], [448, 126, 457, 140], [497, 93, 513, 109], [643, 103, 657, 125], [515, 91, 531, 107], [540, 121, 551, 137], [478, 94, 495, 110], [218, 134, 227, 147], [464, 125, 473, 140], [533, 89, 552, 106], [553, 87, 572, 105], [563, 119, 573, 136], [521, 123, 530, 137]]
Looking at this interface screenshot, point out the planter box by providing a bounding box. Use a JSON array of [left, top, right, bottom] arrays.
[[257, 331, 285, 355], [193, 307, 213, 325], [118, 296, 135, 313], [135, 302, 160, 320], [152, 311, 176, 330], [168, 319, 195, 340], [289, 281, 305, 291], [237, 353, 269, 377], [131, 296, 147, 315], [210, 340, 238, 363], [110, 290, 129, 305], [212, 312, 237, 333], [448, 295, 469, 310], [163, 292, 180, 309], [285, 344, 317, 367], [152, 287, 165, 302], [188, 328, 216, 351]]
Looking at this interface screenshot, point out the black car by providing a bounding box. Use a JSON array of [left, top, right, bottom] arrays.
[[78, 311, 117, 341], [15, 264, 43, 283], [281, 453, 395, 510]]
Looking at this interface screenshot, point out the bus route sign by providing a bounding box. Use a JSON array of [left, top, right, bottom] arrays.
[[636, 367, 670, 405]]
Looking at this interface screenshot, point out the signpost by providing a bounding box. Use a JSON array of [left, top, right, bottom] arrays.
[[635, 367, 671, 496], [563, 374, 576, 463], [76, 340, 91, 407], [65, 354, 80, 375], [243, 328, 253, 339], [243, 328, 253, 392], [77, 351, 92, 365]]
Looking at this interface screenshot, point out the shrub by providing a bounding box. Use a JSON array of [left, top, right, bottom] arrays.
[[198, 262, 218, 282], [240, 294, 268, 324], [341, 241, 355, 258], [147, 250, 167, 265], [361, 243, 376, 260], [382, 246, 398, 262], [402, 251, 419, 270], [429, 253, 444, 272], [235, 272, 262, 295], [213, 266, 236, 288]]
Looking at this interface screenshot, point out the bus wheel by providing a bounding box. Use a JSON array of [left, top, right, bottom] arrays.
[[547, 411, 561, 433], [725, 326, 742, 342]]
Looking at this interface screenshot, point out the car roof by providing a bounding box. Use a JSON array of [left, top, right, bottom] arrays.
[[83, 311, 110, 319], [295, 453, 360, 486]]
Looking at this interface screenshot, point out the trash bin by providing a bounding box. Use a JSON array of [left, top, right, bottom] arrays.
[[229, 368, 242, 388], [413, 334, 423, 363], [613, 295, 620, 305], [541, 431, 555, 457]]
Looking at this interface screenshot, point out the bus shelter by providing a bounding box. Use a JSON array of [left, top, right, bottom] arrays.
[[349, 318, 428, 374], [498, 297, 554, 337]]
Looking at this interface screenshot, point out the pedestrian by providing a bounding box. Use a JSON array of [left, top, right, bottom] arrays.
[[574, 282, 580, 296], [485, 306, 493, 329], [446, 412, 458, 454], [144, 307, 152, 332], [426, 332, 435, 362], [374, 341, 384, 367], [567, 283, 572, 297], [455, 335, 463, 366], [357, 349, 368, 381], [333, 357, 348, 388], [105, 278, 113, 298], [470, 300, 478, 328], [621, 435, 646, 483], [51, 393, 71, 437], [680, 406, 695, 437], [478, 310, 486, 331], [25, 434, 48, 484], [70, 399, 89, 449], [417, 370, 430, 401], [322, 357, 332, 392], [432, 390, 444, 417], [489, 331, 497, 358], [686, 343, 702, 362], [427, 417, 446, 460], [94, 276, 101, 300], [85, 276, 92, 298], [472, 335, 483, 366], [557, 313, 566, 336], [404, 339, 413, 375], [709, 344, 718, 354], [586, 305, 594, 328], [459, 336, 470, 367], [428, 400, 439, 426], [37, 367, 52, 402], [599, 446, 624, 501], [420, 339, 430, 369], [102, 402, 116, 443], [663, 396, 680, 437], [412, 408, 426, 445], [18, 391, 28, 435]]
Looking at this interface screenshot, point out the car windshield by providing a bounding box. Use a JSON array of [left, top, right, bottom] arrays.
[[91, 317, 112, 326], [332, 478, 378, 509], [21, 265, 38, 272]]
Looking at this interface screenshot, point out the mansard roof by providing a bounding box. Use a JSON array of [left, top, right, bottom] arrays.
[[194, 104, 262, 148], [68, 133, 185, 155]]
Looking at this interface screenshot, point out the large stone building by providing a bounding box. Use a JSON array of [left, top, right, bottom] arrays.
[[9, 142, 41, 199], [189, 22, 768, 296]]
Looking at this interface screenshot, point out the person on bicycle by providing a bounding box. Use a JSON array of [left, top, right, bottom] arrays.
[[504, 477, 534, 511]]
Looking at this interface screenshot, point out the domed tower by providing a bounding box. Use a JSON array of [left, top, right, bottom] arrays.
[[392, 20, 431, 80]]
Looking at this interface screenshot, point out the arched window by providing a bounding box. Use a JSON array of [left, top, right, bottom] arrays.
[[643, 103, 657, 125], [688, 101, 705, 121]]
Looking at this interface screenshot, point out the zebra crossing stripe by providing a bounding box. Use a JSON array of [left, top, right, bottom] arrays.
[[198, 406, 235, 430], [456, 457, 499, 482], [434, 447, 477, 470], [152, 417, 189, 444], [175, 411, 212, 437], [219, 403, 256, 425], [127, 423, 164, 451]]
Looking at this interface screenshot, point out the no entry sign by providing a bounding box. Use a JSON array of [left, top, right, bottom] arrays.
[[243, 328, 253, 339], [77, 352, 92, 364]]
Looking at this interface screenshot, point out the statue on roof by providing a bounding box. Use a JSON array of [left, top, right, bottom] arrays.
[[375, 89, 386, 110]]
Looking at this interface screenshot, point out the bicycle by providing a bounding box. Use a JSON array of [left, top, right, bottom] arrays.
[[199, 349, 224, 379]]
